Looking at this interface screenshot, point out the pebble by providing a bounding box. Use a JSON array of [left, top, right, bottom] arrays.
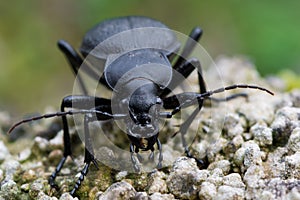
[[264, 147, 288, 178], [243, 165, 265, 188], [206, 168, 224, 187], [98, 181, 136, 200], [223, 113, 245, 138], [238, 101, 274, 126], [287, 188, 300, 200], [0, 140, 11, 162], [206, 138, 227, 162], [37, 191, 58, 200], [147, 170, 168, 194], [32, 136, 50, 152], [198, 182, 217, 200], [17, 148, 31, 162], [287, 128, 300, 152], [115, 171, 128, 181], [290, 89, 300, 107], [149, 193, 175, 200], [207, 160, 231, 175], [285, 152, 300, 179], [0, 169, 3, 182], [49, 130, 64, 149], [59, 193, 79, 200], [1, 159, 21, 182], [271, 106, 300, 146], [234, 140, 262, 172], [29, 179, 46, 198], [134, 192, 149, 200], [251, 122, 273, 146], [166, 157, 207, 199], [223, 173, 245, 189], [215, 185, 245, 200], [0, 180, 19, 198]]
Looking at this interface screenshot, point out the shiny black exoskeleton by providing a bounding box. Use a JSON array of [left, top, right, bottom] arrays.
[[9, 16, 273, 197]]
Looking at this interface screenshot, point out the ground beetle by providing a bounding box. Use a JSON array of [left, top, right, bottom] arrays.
[[9, 16, 274, 196]]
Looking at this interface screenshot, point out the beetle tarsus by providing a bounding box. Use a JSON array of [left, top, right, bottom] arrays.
[[70, 162, 91, 197]]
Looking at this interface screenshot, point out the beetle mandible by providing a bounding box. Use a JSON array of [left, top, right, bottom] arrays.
[[9, 16, 274, 196]]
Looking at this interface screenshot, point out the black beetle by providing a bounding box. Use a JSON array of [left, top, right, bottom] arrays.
[[9, 16, 273, 196]]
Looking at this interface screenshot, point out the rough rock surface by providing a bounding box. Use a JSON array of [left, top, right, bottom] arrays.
[[0, 57, 299, 199]]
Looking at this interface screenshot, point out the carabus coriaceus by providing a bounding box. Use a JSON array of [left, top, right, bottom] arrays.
[[9, 16, 273, 196]]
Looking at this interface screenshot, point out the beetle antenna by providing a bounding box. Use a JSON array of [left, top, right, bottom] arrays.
[[197, 84, 274, 100], [8, 110, 126, 134], [160, 84, 273, 119]]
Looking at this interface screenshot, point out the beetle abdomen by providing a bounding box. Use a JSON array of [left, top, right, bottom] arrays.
[[80, 16, 180, 61]]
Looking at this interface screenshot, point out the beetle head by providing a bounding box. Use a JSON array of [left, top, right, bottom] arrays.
[[125, 83, 162, 148]]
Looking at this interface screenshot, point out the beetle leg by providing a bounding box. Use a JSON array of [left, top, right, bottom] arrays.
[[49, 95, 111, 191], [172, 27, 203, 70], [156, 138, 163, 169], [70, 113, 100, 197], [161, 58, 207, 167], [58, 40, 105, 94], [130, 144, 140, 172], [148, 146, 155, 162], [135, 147, 144, 163], [162, 56, 206, 98], [57, 40, 89, 94]]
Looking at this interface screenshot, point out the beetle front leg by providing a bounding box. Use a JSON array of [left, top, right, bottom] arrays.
[[49, 95, 111, 191], [70, 113, 99, 197], [130, 144, 140, 172], [156, 138, 163, 169]]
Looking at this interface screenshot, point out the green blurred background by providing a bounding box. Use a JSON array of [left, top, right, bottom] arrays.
[[0, 0, 299, 116]]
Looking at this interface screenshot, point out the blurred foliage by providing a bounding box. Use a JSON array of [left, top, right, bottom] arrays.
[[0, 0, 299, 114]]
